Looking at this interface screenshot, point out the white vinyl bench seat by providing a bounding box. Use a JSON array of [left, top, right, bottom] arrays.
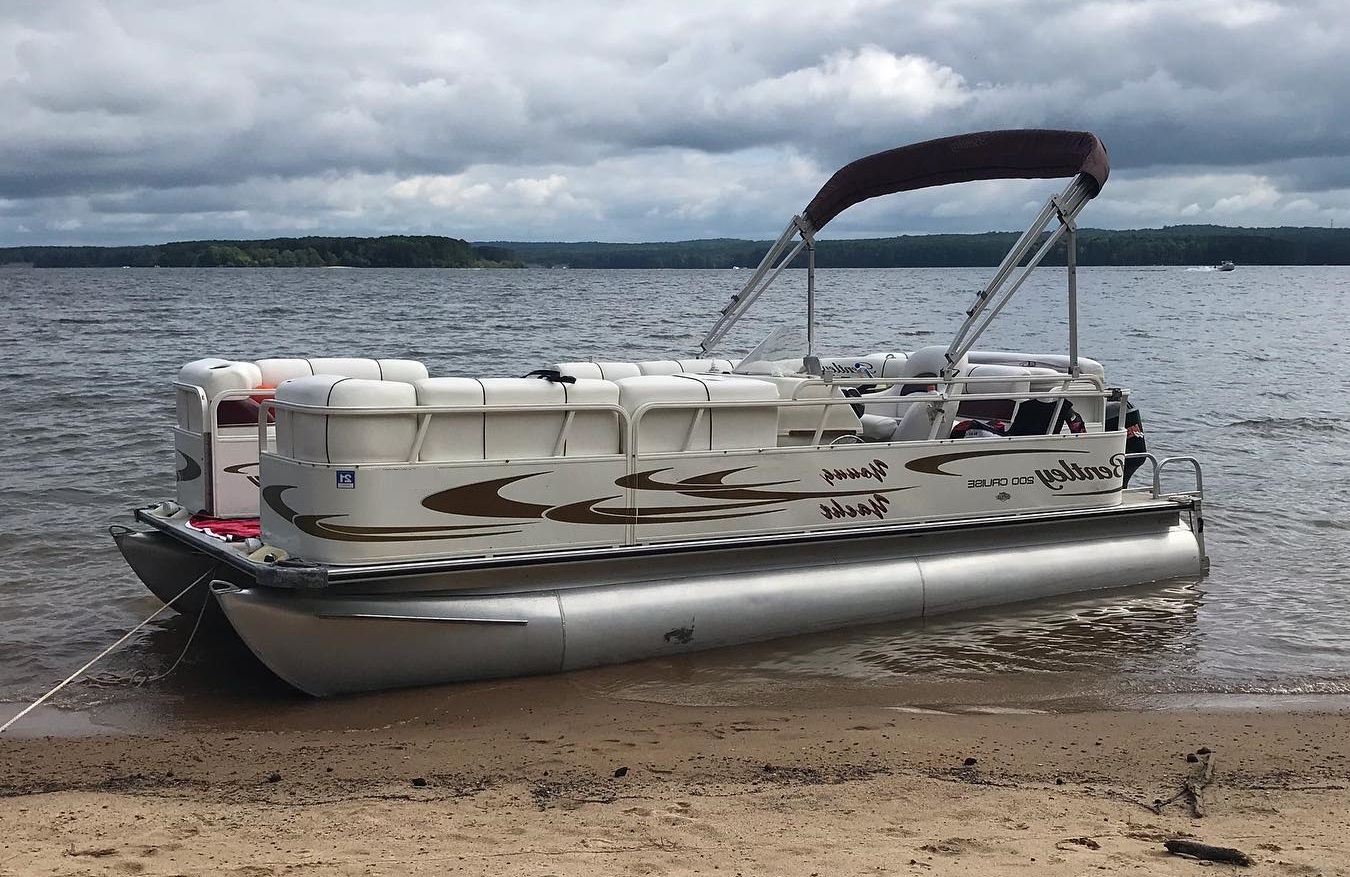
[[616, 374, 778, 453]]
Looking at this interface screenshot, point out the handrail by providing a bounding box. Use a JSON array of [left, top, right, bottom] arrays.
[[1123, 452, 1206, 563], [257, 377, 1124, 465], [1123, 452, 1205, 501], [258, 399, 632, 465]]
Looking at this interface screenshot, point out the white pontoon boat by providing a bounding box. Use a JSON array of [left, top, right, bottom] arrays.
[[115, 130, 1207, 696]]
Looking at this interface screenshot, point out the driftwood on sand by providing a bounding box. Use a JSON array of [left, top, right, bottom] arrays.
[[1149, 748, 1215, 818], [1164, 839, 1253, 866]]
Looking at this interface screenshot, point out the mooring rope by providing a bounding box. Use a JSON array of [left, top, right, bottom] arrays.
[[84, 570, 215, 689], [0, 565, 218, 735]]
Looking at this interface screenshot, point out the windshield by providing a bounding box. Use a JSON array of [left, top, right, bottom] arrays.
[[732, 326, 807, 376]]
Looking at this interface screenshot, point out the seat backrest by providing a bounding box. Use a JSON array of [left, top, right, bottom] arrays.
[[259, 357, 429, 387], [747, 375, 862, 436], [275, 375, 417, 463], [479, 378, 567, 459], [636, 360, 683, 376], [553, 361, 643, 381], [957, 364, 1060, 423], [175, 358, 263, 432], [414, 377, 486, 461], [674, 374, 779, 449], [616, 375, 712, 453], [559, 378, 622, 456], [860, 346, 968, 421], [890, 391, 948, 441]]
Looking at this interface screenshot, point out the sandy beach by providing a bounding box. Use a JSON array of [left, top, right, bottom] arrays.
[[2, 678, 1348, 877]]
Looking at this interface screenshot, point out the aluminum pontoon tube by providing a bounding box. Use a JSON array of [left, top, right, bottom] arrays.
[[212, 506, 1201, 697], [111, 527, 219, 615]]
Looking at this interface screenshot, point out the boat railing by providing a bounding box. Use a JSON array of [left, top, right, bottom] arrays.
[[259, 373, 1122, 464], [1123, 452, 1204, 502], [258, 400, 633, 464], [1123, 452, 1206, 562], [780, 372, 1112, 442]]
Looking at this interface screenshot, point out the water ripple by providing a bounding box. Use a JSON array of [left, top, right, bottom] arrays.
[[3, 265, 1349, 718]]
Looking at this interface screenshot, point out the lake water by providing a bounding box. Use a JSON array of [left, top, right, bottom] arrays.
[[2, 265, 1348, 732]]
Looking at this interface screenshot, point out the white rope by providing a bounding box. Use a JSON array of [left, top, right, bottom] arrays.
[[0, 568, 217, 735], [85, 576, 214, 688]]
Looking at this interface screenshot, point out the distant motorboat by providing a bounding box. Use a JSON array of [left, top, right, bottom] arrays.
[[1215, 261, 1236, 271]]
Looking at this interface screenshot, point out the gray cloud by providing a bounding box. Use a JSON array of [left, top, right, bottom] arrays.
[[1, 0, 1347, 245]]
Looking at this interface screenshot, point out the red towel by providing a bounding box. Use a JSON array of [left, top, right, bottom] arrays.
[[186, 514, 261, 541]]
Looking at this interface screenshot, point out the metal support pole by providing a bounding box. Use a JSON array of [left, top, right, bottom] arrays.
[[1061, 201, 1080, 377], [806, 237, 816, 356]]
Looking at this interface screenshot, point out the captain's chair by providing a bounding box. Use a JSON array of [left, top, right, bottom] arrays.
[[859, 346, 969, 441]]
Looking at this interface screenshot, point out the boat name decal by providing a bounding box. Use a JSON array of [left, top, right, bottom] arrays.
[[820, 458, 888, 487], [1035, 454, 1125, 493], [821, 361, 876, 378], [820, 493, 891, 521]]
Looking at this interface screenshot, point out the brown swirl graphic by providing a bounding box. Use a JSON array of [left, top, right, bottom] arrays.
[[224, 461, 261, 486], [421, 473, 553, 519], [175, 452, 201, 483], [906, 448, 1087, 476], [266, 464, 917, 544], [263, 484, 520, 544], [426, 466, 914, 526]]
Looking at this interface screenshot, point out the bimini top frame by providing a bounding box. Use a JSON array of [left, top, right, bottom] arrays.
[[699, 129, 1111, 379]]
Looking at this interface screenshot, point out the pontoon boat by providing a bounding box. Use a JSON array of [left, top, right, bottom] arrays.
[[115, 130, 1207, 696]]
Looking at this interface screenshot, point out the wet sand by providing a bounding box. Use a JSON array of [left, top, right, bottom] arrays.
[[2, 680, 1348, 876]]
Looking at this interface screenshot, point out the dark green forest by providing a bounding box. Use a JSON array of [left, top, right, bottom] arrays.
[[4, 225, 1349, 269], [0, 235, 520, 268], [493, 225, 1350, 269]]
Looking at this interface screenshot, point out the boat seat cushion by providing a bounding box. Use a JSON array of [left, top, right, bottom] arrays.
[[414, 377, 486, 461], [258, 357, 430, 387], [552, 361, 643, 381], [559, 378, 622, 456], [175, 358, 264, 432], [958, 364, 1060, 422], [677, 358, 737, 374], [967, 351, 1105, 382], [617, 375, 714, 452], [681, 374, 779, 449], [816, 353, 907, 380], [860, 346, 969, 420], [480, 378, 569, 459], [552, 359, 735, 381], [617, 374, 777, 452], [275, 375, 417, 463], [749, 376, 863, 435]]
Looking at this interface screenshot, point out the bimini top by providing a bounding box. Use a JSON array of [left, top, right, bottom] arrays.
[[801, 129, 1109, 234]]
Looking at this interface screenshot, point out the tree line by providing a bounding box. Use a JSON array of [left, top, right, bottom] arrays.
[[0, 235, 522, 268], [494, 225, 1350, 268], [4, 225, 1349, 269]]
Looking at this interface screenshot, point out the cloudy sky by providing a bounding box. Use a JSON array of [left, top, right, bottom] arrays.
[[1, 0, 1347, 246]]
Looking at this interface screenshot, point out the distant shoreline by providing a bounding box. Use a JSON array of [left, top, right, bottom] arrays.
[[3, 225, 1349, 268]]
